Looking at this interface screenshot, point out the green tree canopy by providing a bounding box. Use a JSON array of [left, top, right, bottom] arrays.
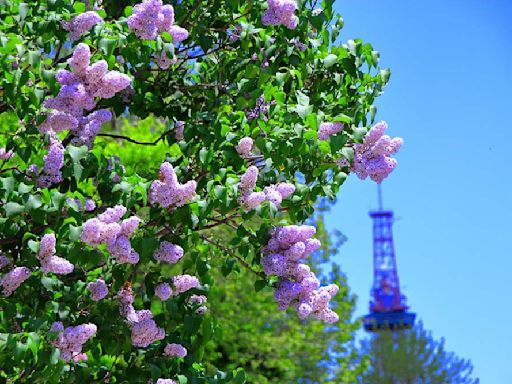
[[359, 321, 479, 384]]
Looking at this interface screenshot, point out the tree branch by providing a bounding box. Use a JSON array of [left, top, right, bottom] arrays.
[[96, 131, 169, 146], [200, 234, 265, 278]]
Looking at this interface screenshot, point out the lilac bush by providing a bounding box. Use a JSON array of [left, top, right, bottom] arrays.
[[0, 0, 403, 382]]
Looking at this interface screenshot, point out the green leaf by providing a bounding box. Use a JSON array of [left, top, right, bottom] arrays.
[[254, 279, 267, 292], [4, 202, 24, 217], [24, 195, 42, 211], [68, 146, 88, 163], [50, 348, 60, 365], [1, 177, 15, 196], [296, 90, 310, 106], [98, 37, 118, 57], [18, 3, 29, 20], [323, 54, 338, 68], [28, 239, 40, 253], [380, 68, 391, 84], [28, 50, 41, 68]]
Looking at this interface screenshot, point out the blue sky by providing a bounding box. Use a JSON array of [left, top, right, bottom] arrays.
[[325, 1, 512, 382]]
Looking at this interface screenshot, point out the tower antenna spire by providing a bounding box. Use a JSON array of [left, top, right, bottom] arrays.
[[378, 183, 383, 211]]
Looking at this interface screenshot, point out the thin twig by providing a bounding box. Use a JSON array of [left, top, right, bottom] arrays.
[[198, 213, 241, 231], [200, 234, 265, 278], [97, 131, 168, 146], [181, 0, 202, 27]]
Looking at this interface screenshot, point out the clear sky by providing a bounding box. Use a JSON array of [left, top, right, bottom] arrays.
[[325, 1, 512, 382]]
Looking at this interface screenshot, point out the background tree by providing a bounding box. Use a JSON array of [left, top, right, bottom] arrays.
[[359, 321, 479, 384]]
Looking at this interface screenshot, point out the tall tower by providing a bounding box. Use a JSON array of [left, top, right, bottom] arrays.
[[363, 184, 416, 332]]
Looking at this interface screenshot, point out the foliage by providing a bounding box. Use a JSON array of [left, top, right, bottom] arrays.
[[0, 0, 393, 382], [359, 321, 479, 384], [203, 211, 365, 384]]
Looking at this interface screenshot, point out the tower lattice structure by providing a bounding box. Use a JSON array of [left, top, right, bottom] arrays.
[[363, 185, 415, 332]]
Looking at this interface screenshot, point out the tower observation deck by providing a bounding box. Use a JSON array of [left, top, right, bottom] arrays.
[[363, 184, 416, 332]]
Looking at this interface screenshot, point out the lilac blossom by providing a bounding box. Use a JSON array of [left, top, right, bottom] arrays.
[[49, 322, 97, 362], [188, 294, 208, 314], [318, 122, 343, 141], [148, 162, 196, 208], [81, 206, 140, 265], [0, 267, 31, 296], [116, 285, 165, 347], [87, 279, 108, 301], [164, 343, 187, 358], [39, 135, 64, 188], [127, 0, 188, 42], [0, 147, 14, 160], [172, 274, 199, 295], [260, 225, 339, 323], [245, 95, 273, 122], [155, 283, 172, 301], [174, 120, 184, 141], [37, 234, 74, 275], [41, 43, 130, 146], [153, 241, 184, 264], [352, 121, 403, 183], [0, 255, 11, 270], [262, 0, 298, 29], [154, 51, 177, 70], [238, 166, 295, 210], [62, 11, 102, 41], [235, 137, 254, 158]]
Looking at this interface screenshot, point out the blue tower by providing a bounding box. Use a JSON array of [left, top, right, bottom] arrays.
[[363, 185, 416, 332]]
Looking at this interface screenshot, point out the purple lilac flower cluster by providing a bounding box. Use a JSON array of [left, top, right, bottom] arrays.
[[235, 137, 254, 158], [352, 121, 403, 183], [318, 122, 343, 141], [288, 38, 307, 51], [0, 266, 31, 296], [261, 225, 340, 323], [262, 0, 298, 29], [174, 120, 185, 141], [61, 11, 102, 41], [41, 43, 130, 146], [0, 255, 11, 270], [148, 162, 196, 208], [155, 283, 172, 300], [117, 285, 165, 347], [154, 51, 177, 70], [188, 294, 208, 314], [246, 95, 274, 121], [87, 279, 108, 301], [156, 380, 177, 384], [37, 234, 74, 275], [127, 0, 188, 42], [228, 24, 243, 43], [81, 205, 141, 264], [49, 321, 97, 362], [164, 343, 187, 358], [39, 134, 64, 188], [153, 241, 184, 264], [0, 148, 14, 160], [66, 197, 96, 212], [107, 155, 126, 183], [335, 158, 350, 168], [172, 274, 199, 295], [238, 166, 295, 210]]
